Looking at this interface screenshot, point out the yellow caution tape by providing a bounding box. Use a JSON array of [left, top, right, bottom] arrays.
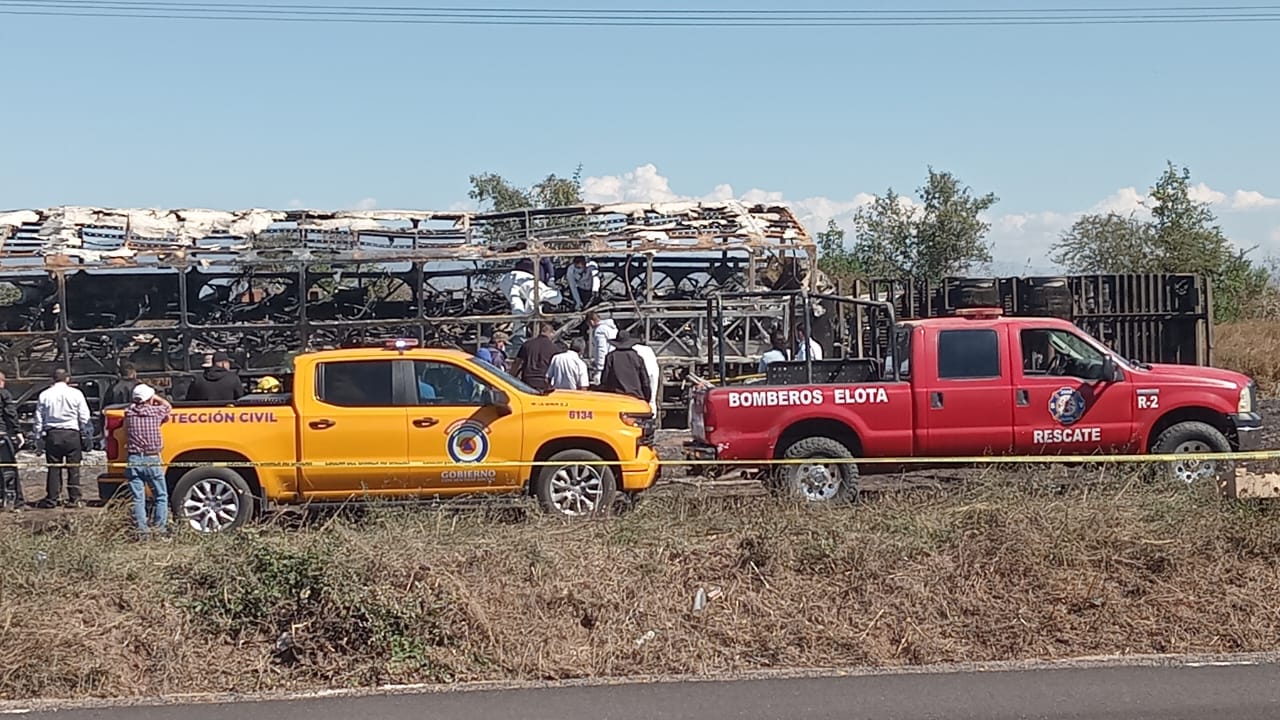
[[4, 449, 1277, 471]]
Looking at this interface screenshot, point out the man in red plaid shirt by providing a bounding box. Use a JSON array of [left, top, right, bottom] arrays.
[[125, 384, 171, 537]]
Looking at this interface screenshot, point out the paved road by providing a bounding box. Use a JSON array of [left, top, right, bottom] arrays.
[[24, 664, 1280, 720]]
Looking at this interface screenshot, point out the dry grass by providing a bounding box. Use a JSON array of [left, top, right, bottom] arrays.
[[1216, 321, 1280, 393], [5, 476, 1280, 701]]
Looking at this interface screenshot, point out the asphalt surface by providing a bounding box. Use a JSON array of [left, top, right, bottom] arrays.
[[23, 664, 1280, 720]]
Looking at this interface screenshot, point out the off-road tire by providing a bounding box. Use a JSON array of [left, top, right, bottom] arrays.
[[1150, 421, 1233, 485], [774, 436, 860, 504], [534, 449, 618, 518], [172, 466, 255, 533]]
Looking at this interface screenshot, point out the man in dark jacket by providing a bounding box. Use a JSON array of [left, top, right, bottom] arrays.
[[0, 371, 26, 511], [185, 351, 245, 402], [600, 330, 651, 403], [513, 323, 559, 392], [103, 362, 139, 406]]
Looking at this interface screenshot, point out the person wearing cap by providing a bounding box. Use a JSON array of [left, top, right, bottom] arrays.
[[124, 383, 172, 537], [476, 331, 510, 371], [185, 350, 245, 402], [599, 330, 651, 403]]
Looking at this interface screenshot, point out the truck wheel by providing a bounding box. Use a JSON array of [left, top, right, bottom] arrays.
[[776, 437, 859, 504], [1151, 421, 1232, 485], [535, 449, 617, 518], [172, 467, 255, 533]]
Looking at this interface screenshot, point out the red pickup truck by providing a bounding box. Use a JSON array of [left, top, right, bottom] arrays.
[[685, 307, 1261, 502]]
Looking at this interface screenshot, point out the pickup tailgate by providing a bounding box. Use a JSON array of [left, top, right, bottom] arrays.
[[101, 401, 300, 496], [694, 382, 915, 460]]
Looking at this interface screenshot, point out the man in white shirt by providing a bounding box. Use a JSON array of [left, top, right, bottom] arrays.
[[546, 337, 590, 390], [585, 311, 618, 386], [757, 330, 789, 374], [33, 368, 91, 508], [567, 255, 601, 310], [630, 335, 661, 419], [794, 327, 823, 362]]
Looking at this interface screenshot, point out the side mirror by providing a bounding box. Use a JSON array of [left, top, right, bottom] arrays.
[[485, 388, 510, 408], [1100, 356, 1123, 383]]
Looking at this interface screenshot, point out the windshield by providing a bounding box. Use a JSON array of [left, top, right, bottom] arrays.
[[468, 356, 543, 395], [1070, 326, 1134, 368]]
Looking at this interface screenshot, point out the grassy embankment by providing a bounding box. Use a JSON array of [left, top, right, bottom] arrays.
[[4, 477, 1280, 701]]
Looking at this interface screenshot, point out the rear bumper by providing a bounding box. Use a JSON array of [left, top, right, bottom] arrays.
[[1230, 412, 1263, 451], [620, 445, 661, 491]]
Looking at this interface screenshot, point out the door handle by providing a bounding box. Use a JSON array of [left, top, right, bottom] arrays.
[[309, 419, 335, 430], [1017, 389, 1030, 406], [930, 391, 943, 409], [412, 417, 439, 428]]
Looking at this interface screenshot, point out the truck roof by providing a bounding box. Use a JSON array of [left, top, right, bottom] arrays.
[[293, 345, 476, 363]]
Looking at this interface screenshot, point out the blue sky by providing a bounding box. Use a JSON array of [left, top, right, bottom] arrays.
[[2, 1, 1278, 272]]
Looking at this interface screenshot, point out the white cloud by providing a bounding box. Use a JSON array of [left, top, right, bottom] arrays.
[[1088, 187, 1149, 216], [351, 197, 378, 211], [576, 164, 1280, 272], [286, 198, 306, 209], [1083, 184, 1279, 216], [1188, 182, 1227, 206], [1231, 190, 1280, 210]]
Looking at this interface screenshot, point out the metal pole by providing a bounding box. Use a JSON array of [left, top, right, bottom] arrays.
[[716, 296, 727, 385], [802, 291, 814, 385]]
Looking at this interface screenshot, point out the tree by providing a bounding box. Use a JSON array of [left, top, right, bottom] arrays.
[[814, 219, 863, 280], [468, 164, 584, 211], [1050, 162, 1271, 322], [849, 168, 998, 281]]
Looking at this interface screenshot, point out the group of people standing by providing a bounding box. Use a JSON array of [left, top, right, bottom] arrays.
[[0, 368, 93, 512], [475, 310, 660, 416], [0, 352, 235, 537]]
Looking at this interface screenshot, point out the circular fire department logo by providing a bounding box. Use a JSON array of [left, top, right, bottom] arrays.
[[1048, 387, 1086, 426], [447, 422, 490, 464]]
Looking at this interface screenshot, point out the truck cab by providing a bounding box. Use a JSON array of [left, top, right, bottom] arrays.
[[687, 308, 1260, 501], [100, 340, 660, 532]]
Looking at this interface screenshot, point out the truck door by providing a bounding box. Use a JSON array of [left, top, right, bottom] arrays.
[[919, 325, 1015, 456], [406, 358, 524, 492], [299, 358, 412, 496], [1012, 327, 1135, 454]]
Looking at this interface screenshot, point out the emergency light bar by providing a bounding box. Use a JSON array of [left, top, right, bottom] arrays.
[[384, 338, 420, 353], [955, 307, 1003, 319]]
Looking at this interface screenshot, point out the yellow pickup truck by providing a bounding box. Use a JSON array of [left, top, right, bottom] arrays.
[[98, 340, 661, 532]]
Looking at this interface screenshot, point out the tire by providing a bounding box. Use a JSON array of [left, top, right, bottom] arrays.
[[534, 449, 618, 518], [1150, 421, 1233, 485], [775, 436, 860, 504], [172, 466, 255, 533]]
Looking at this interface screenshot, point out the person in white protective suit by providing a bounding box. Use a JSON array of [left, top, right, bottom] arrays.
[[584, 310, 618, 387], [500, 258, 562, 339]]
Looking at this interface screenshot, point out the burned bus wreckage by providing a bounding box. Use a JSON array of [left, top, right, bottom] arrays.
[[0, 203, 1212, 437]]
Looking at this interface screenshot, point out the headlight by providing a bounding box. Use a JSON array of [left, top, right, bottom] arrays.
[[1238, 385, 1254, 414]]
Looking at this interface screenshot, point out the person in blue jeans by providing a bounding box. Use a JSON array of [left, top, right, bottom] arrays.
[[124, 384, 172, 538]]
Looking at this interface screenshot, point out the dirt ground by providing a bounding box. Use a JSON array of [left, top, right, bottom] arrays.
[[8, 398, 1279, 524]]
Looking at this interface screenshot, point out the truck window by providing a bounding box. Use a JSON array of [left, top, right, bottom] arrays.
[[415, 360, 489, 406], [937, 329, 1000, 380], [1020, 328, 1106, 379], [317, 360, 394, 407]]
